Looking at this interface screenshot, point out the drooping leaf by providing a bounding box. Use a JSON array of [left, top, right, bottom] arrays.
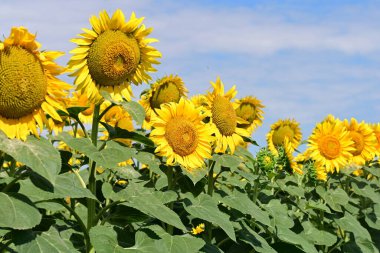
[[0, 193, 41, 230], [238, 222, 276, 253], [183, 193, 236, 241], [263, 199, 294, 229], [0, 132, 60, 184], [121, 100, 146, 126], [182, 166, 208, 185]]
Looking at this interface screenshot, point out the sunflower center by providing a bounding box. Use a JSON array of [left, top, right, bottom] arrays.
[[0, 46, 47, 119], [165, 117, 198, 156], [272, 126, 294, 146], [212, 95, 236, 136], [150, 82, 181, 109], [236, 102, 256, 123], [319, 135, 341, 160], [88, 30, 140, 87], [350, 131, 365, 156]]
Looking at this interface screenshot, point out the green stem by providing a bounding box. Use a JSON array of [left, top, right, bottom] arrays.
[[93, 200, 123, 225], [76, 118, 88, 139], [166, 166, 174, 235], [2, 169, 29, 192], [98, 103, 115, 121], [58, 200, 91, 253], [87, 104, 100, 230]]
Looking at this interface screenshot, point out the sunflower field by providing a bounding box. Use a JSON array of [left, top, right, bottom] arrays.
[[0, 9, 379, 253]]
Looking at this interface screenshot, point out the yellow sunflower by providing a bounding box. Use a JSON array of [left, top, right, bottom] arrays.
[[267, 119, 302, 156], [235, 96, 264, 133], [68, 9, 161, 104], [139, 75, 188, 129], [68, 91, 94, 124], [306, 120, 354, 173], [0, 27, 70, 140], [314, 162, 328, 182], [343, 118, 377, 165], [149, 98, 214, 170], [284, 138, 303, 175], [369, 123, 380, 157], [204, 77, 250, 154]]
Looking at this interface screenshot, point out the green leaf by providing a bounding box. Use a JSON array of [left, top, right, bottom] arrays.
[[135, 152, 162, 175], [58, 133, 135, 168], [306, 200, 331, 213], [0, 193, 41, 230], [365, 204, 380, 230], [238, 221, 276, 253], [64, 106, 89, 118], [183, 193, 236, 241], [121, 100, 146, 126], [110, 183, 186, 231], [363, 166, 380, 177], [276, 180, 305, 198], [182, 166, 208, 185], [301, 221, 336, 246], [264, 199, 294, 229], [15, 227, 79, 253], [90, 225, 157, 253], [101, 122, 154, 147], [18, 172, 96, 202], [351, 183, 380, 203], [0, 133, 60, 184], [147, 225, 205, 253], [216, 190, 271, 227], [316, 186, 348, 212], [212, 154, 242, 172], [277, 227, 318, 253]]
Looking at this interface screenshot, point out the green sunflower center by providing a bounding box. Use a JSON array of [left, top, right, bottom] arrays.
[[88, 30, 140, 86], [212, 95, 236, 136], [150, 82, 181, 109], [350, 131, 365, 156], [236, 102, 256, 124], [319, 135, 341, 160], [272, 125, 295, 146], [0, 46, 47, 119], [165, 117, 198, 156]]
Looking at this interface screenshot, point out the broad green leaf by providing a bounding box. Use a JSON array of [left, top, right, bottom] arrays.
[[0, 133, 60, 184], [212, 154, 242, 172], [112, 165, 141, 179], [58, 133, 135, 168], [90, 226, 157, 253], [19, 173, 96, 202], [183, 193, 236, 241], [200, 244, 224, 253], [110, 183, 186, 231], [0, 193, 41, 230], [335, 213, 372, 241], [351, 183, 380, 203], [276, 180, 305, 198], [264, 199, 294, 229], [135, 152, 162, 175], [301, 221, 336, 246], [154, 191, 177, 204], [216, 190, 270, 227], [363, 166, 380, 177], [306, 200, 331, 213], [101, 122, 154, 147], [121, 100, 145, 126], [277, 227, 318, 253], [147, 225, 205, 253], [365, 204, 380, 230], [15, 227, 79, 253], [60, 106, 88, 119], [182, 166, 207, 185], [316, 186, 348, 212], [238, 222, 276, 253]]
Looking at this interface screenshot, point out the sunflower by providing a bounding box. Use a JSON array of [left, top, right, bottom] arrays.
[[139, 75, 188, 129], [68, 91, 94, 124], [314, 162, 328, 182], [0, 27, 70, 140], [343, 118, 377, 165], [149, 98, 214, 170], [306, 120, 354, 173], [68, 9, 161, 104], [370, 123, 380, 156], [284, 138, 303, 175], [204, 77, 250, 154], [235, 96, 264, 133], [267, 119, 302, 156]]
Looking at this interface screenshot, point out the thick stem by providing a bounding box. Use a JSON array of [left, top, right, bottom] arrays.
[[87, 104, 100, 230]]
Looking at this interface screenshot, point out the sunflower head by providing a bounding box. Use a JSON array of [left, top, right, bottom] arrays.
[[267, 119, 302, 156], [370, 123, 380, 155], [68, 9, 162, 103], [306, 120, 354, 173], [139, 75, 188, 129], [149, 98, 214, 170], [235, 96, 264, 133], [0, 27, 70, 140], [205, 77, 249, 154], [344, 118, 377, 165]]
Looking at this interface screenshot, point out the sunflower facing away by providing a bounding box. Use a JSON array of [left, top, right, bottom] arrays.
[[149, 98, 214, 171], [205, 77, 250, 154], [235, 96, 264, 134], [343, 118, 377, 165], [139, 75, 188, 129], [0, 27, 70, 140], [68, 9, 161, 104], [306, 120, 354, 173], [267, 119, 302, 156]]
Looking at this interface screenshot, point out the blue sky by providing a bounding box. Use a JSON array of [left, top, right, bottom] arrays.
[[1, 0, 379, 149]]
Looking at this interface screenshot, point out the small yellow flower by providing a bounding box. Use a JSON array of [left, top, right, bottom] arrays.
[[191, 223, 205, 235]]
